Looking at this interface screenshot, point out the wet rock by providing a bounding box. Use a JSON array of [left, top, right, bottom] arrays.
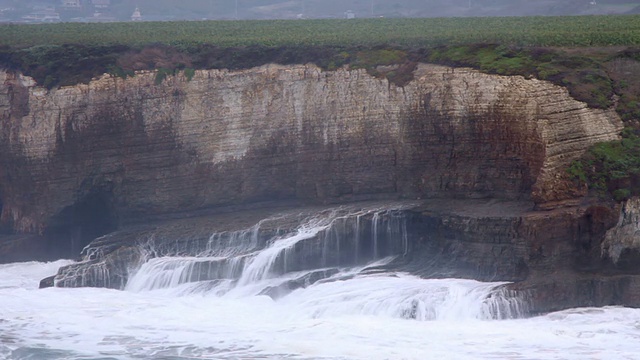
[[259, 268, 340, 299], [37, 198, 640, 315], [38, 275, 54, 289], [0, 234, 56, 264], [507, 274, 640, 315], [602, 198, 640, 269]]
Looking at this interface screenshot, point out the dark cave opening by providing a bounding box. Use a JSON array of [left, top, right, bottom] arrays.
[[44, 191, 117, 259]]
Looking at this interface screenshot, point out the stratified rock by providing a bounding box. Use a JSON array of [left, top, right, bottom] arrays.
[[0, 64, 622, 261]]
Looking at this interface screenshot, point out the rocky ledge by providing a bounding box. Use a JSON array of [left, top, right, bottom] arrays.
[[40, 198, 640, 315]]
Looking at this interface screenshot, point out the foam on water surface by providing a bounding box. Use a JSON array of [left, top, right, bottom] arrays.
[[2, 260, 640, 359], [0, 260, 74, 289], [3, 205, 640, 359]]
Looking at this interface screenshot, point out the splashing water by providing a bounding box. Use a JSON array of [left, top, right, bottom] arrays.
[[3, 260, 640, 359], [117, 205, 526, 322], [4, 204, 639, 359], [125, 205, 414, 293]]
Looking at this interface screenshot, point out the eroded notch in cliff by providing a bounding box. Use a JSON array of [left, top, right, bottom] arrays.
[[44, 190, 117, 258]]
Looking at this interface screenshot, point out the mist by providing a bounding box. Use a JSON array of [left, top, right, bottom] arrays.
[[1, 0, 639, 23]]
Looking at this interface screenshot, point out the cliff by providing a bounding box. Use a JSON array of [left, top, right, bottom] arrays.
[[0, 63, 622, 249], [1, 62, 635, 313]]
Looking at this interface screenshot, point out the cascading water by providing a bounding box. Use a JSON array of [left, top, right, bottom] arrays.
[[279, 274, 527, 321], [125, 206, 410, 291], [125, 223, 265, 292], [119, 204, 527, 320]]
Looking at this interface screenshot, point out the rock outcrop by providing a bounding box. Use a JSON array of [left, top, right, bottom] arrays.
[[602, 197, 640, 266], [0, 62, 634, 314]]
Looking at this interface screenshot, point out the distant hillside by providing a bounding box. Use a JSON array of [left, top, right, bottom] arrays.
[[0, 0, 638, 21], [112, 0, 639, 20]]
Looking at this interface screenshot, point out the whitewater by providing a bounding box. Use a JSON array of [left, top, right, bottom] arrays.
[[3, 265, 640, 359], [2, 206, 640, 359]]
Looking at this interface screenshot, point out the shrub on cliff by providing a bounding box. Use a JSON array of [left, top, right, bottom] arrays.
[[0, 44, 129, 89], [567, 49, 640, 201], [425, 44, 615, 109], [569, 128, 640, 201]]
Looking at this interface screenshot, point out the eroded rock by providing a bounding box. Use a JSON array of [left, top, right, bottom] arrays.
[[0, 64, 622, 262]]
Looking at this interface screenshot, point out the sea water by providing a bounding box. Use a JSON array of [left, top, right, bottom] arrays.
[[2, 260, 640, 360]]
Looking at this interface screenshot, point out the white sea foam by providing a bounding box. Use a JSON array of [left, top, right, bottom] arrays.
[[2, 260, 640, 359], [0, 259, 74, 290]]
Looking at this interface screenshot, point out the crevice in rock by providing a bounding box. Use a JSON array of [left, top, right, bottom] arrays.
[[0, 192, 11, 235], [0, 196, 4, 233], [44, 190, 118, 259]]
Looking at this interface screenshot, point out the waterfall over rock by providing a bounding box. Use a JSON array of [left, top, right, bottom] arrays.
[[52, 202, 529, 320]]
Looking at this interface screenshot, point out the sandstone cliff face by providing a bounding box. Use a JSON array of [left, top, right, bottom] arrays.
[[0, 63, 623, 259]]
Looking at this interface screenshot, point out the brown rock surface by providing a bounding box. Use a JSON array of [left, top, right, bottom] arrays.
[[0, 64, 621, 247]]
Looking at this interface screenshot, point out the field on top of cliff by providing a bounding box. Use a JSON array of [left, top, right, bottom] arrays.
[[1, 15, 640, 48]]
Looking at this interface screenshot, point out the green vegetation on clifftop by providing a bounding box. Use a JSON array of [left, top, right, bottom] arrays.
[[426, 44, 615, 108], [2, 15, 640, 92], [2, 16, 640, 48], [569, 129, 640, 201], [564, 49, 640, 201]]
